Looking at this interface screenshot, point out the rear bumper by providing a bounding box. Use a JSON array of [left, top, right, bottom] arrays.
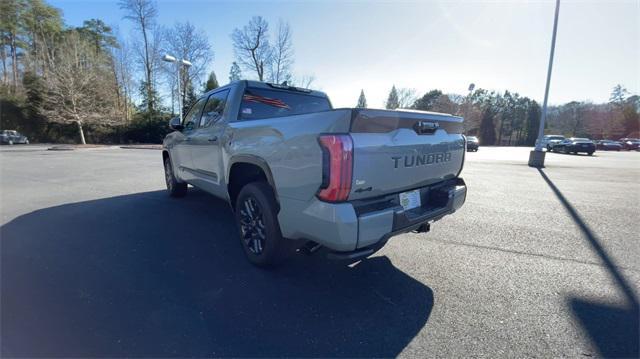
[[277, 178, 467, 253]]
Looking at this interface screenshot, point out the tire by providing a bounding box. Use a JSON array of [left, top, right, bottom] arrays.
[[163, 156, 187, 197], [588, 152, 593, 156], [235, 181, 288, 267], [547, 145, 552, 151]]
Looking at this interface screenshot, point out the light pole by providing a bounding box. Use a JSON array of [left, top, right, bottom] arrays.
[[162, 54, 192, 123], [529, 0, 560, 168]]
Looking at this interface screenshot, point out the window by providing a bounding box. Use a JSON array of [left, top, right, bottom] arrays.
[[182, 98, 206, 130], [200, 90, 230, 127], [239, 88, 331, 120]]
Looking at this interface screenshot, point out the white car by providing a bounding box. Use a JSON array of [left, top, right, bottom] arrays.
[[536, 135, 565, 151]]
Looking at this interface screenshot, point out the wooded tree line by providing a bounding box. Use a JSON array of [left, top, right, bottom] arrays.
[[356, 84, 639, 145], [0, 0, 310, 143]]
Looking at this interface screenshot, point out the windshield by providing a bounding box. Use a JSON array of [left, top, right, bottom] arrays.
[[546, 136, 564, 140], [467, 136, 478, 141], [240, 88, 332, 120]]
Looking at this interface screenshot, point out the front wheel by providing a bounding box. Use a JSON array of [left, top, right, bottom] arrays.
[[163, 156, 187, 197], [235, 182, 288, 267], [588, 152, 593, 156]]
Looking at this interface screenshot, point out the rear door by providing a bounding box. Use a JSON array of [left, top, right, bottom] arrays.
[[188, 89, 231, 197], [349, 109, 465, 200]]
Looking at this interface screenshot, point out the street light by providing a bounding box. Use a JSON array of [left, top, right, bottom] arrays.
[[529, 0, 561, 168], [162, 54, 192, 123]]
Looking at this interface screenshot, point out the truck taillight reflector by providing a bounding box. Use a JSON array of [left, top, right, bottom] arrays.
[[317, 134, 353, 202]]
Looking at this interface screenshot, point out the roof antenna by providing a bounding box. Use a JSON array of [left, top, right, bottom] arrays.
[[281, 81, 288, 86]]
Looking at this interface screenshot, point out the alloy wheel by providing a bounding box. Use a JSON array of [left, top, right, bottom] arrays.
[[239, 196, 266, 255]]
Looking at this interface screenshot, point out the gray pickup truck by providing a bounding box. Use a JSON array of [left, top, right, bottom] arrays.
[[163, 80, 467, 266]]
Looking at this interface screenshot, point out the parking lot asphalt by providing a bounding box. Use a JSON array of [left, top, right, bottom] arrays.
[[1, 146, 638, 357]]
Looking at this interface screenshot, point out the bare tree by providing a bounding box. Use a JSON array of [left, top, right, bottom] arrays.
[[119, 0, 158, 119], [290, 74, 315, 89], [113, 36, 135, 122], [397, 88, 417, 109], [268, 20, 293, 83], [163, 21, 213, 112], [231, 16, 271, 81], [44, 31, 119, 144]]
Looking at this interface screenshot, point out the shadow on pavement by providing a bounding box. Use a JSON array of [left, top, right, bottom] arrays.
[[1, 189, 433, 357], [537, 169, 639, 357]]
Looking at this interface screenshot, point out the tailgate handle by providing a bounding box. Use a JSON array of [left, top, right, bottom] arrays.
[[414, 121, 439, 135]]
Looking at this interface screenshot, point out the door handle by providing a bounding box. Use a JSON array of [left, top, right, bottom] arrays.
[[208, 136, 218, 143], [414, 121, 439, 135]]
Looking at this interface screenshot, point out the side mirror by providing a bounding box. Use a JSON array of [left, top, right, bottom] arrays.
[[169, 117, 184, 131]]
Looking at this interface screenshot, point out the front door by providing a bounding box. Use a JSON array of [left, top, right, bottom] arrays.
[[189, 89, 231, 197], [172, 97, 206, 182]]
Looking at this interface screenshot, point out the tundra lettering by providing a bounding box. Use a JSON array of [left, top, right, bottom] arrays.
[[163, 80, 467, 268], [392, 152, 452, 168]]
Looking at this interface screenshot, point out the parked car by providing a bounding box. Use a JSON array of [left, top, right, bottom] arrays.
[[618, 138, 640, 151], [595, 140, 622, 151], [552, 138, 596, 155], [163, 80, 467, 267], [536, 134, 565, 151], [0, 130, 29, 145], [466, 136, 479, 151]]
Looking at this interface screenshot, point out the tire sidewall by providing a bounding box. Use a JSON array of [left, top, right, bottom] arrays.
[[163, 156, 187, 197], [235, 182, 285, 267]]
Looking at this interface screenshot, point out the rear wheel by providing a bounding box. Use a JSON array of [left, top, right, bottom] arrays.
[[163, 156, 187, 197], [235, 181, 288, 267], [588, 152, 593, 156]]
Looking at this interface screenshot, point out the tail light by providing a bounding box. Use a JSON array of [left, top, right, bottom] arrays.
[[317, 134, 353, 202]]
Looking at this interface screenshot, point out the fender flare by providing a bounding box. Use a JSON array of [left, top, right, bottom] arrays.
[[227, 154, 279, 202]]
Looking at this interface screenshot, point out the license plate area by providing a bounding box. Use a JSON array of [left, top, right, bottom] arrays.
[[399, 189, 421, 211]]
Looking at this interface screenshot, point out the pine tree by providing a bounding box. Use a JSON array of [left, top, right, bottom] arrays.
[[385, 85, 399, 110], [229, 62, 242, 83], [479, 106, 497, 145], [413, 90, 443, 111], [204, 71, 219, 92], [609, 84, 629, 106], [183, 81, 197, 115], [356, 89, 367, 108]]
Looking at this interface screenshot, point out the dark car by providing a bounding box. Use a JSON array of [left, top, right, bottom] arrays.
[[0, 130, 29, 145], [552, 137, 596, 155], [595, 140, 622, 151], [618, 138, 640, 151], [466, 136, 479, 151]]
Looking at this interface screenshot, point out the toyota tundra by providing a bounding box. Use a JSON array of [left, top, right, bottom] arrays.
[[162, 80, 467, 266]]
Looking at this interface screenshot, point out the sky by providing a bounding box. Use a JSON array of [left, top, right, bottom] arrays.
[[50, 0, 639, 108]]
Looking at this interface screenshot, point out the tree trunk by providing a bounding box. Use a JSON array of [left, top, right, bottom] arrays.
[[10, 32, 18, 91], [77, 120, 87, 145], [141, 22, 153, 123], [1, 45, 7, 85]]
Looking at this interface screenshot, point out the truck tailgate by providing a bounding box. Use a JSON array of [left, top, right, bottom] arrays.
[[349, 109, 464, 200]]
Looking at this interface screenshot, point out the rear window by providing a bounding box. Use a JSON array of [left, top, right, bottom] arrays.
[[239, 88, 331, 120]]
